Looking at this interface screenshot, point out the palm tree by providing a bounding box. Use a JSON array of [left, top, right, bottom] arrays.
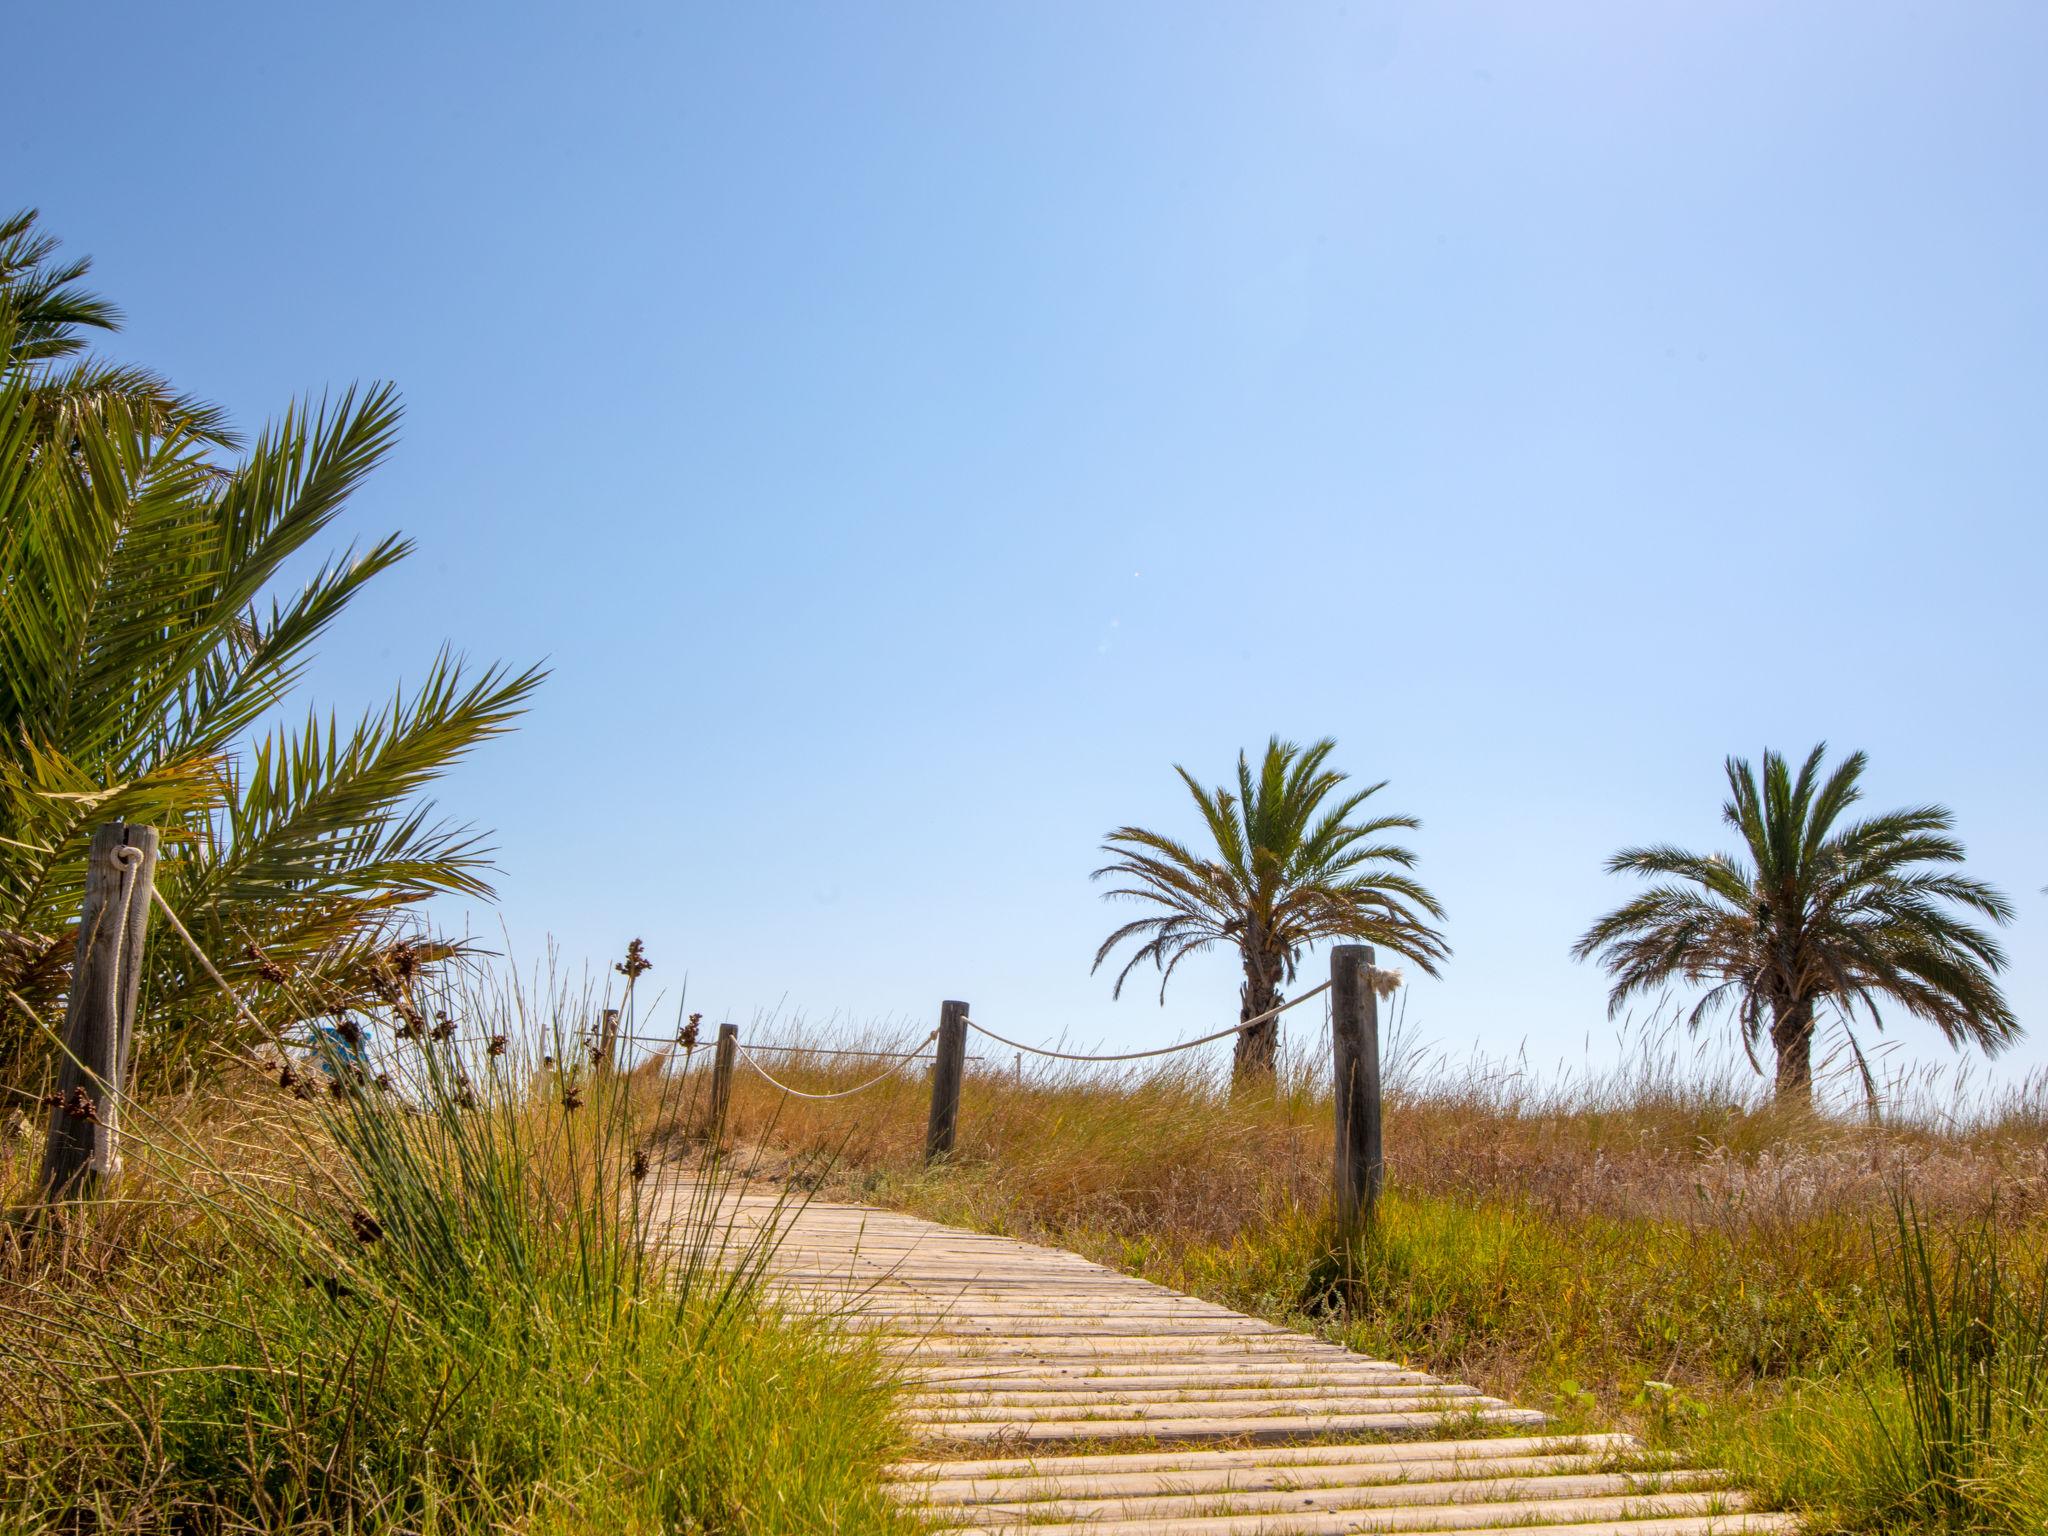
[[1093, 737, 1448, 1083], [1573, 745, 2016, 1107], [0, 211, 543, 1087]]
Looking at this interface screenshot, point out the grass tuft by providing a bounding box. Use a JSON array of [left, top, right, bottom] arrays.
[[0, 966, 918, 1536]]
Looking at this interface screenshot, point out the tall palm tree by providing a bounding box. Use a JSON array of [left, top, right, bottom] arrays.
[[1573, 744, 2016, 1107], [0, 211, 542, 1087], [1093, 737, 1448, 1083]]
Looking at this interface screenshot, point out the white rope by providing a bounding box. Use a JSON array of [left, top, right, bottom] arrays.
[[963, 980, 1332, 1064], [107, 847, 143, 1026], [736, 1029, 938, 1100]]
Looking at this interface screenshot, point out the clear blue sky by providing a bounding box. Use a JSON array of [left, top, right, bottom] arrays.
[[17, 3, 2046, 1090]]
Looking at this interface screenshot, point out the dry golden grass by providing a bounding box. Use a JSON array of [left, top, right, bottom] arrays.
[[0, 994, 917, 1536], [677, 1006, 2048, 1433]]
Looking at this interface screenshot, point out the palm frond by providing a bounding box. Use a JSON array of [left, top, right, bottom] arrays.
[[0, 218, 540, 1084]]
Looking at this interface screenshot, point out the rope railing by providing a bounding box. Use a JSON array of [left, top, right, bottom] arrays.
[[961, 981, 1331, 1064], [735, 1030, 939, 1100], [739, 1041, 984, 1061], [615, 1034, 981, 1062], [42, 819, 1392, 1240], [152, 880, 1324, 1107]]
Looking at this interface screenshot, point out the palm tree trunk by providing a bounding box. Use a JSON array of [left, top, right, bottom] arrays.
[[1770, 998, 1816, 1107], [1232, 953, 1281, 1085]]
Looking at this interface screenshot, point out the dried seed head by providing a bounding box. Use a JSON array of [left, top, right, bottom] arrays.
[[487, 1033, 509, 1057], [334, 1017, 364, 1047], [430, 1010, 457, 1042], [62, 1086, 98, 1123], [631, 1147, 651, 1182], [279, 1062, 299, 1091], [389, 939, 423, 984], [244, 942, 290, 986], [392, 998, 424, 1039], [349, 1210, 382, 1244], [374, 1072, 393, 1092], [615, 938, 652, 982], [679, 1015, 701, 1050], [561, 1084, 584, 1112]]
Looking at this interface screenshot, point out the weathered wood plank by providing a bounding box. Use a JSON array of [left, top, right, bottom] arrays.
[[889, 1435, 1635, 1480], [938, 1493, 1763, 1535], [893, 1450, 1638, 1503]]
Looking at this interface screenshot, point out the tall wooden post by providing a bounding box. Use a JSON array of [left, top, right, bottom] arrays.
[[707, 1021, 739, 1138], [1329, 944, 1382, 1241], [925, 1000, 969, 1162], [41, 823, 159, 1200], [596, 1007, 619, 1071]]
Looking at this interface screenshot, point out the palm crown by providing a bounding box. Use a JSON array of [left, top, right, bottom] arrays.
[[0, 210, 541, 1087], [1573, 744, 2016, 1104], [1093, 736, 1447, 1081]]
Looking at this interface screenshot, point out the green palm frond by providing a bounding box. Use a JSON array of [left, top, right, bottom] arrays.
[[0, 209, 120, 363], [0, 212, 542, 1087]]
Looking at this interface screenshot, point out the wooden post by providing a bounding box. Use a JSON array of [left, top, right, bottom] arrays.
[[40, 823, 159, 1200], [596, 1007, 619, 1071], [1329, 944, 1382, 1240], [707, 1021, 739, 1138], [924, 1000, 969, 1162]]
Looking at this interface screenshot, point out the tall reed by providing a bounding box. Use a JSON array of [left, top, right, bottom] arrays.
[[0, 960, 916, 1535], [1868, 1190, 2048, 1523]]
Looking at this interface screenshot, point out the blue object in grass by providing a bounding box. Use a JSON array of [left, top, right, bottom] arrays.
[[310, 1019, 367, 1074]]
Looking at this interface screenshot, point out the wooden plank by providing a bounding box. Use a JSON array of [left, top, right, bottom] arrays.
[[894, 1451, 1638, 1503], [914, 1390, 1492, 1420], [938, 1492, 1760, 1535], [889, 1436, 1634, 1480], [930, 1471, 1731, 1524], [944, 1516, 1794, 1536], [911, 1381, 1466, 1405], [911, 1406, 1549, 1443], [909, 1373, 1437, 1392]]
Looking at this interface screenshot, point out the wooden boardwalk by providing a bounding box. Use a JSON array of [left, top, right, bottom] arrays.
[[668, 1182, 1793, 1535]]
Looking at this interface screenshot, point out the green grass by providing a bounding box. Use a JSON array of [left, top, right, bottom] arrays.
[[0, 970, 920, 1536]]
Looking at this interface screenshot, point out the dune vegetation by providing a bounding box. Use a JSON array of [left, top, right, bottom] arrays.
[[707, 1001, 2048, 1535], [0, 968, 918, 1536]]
